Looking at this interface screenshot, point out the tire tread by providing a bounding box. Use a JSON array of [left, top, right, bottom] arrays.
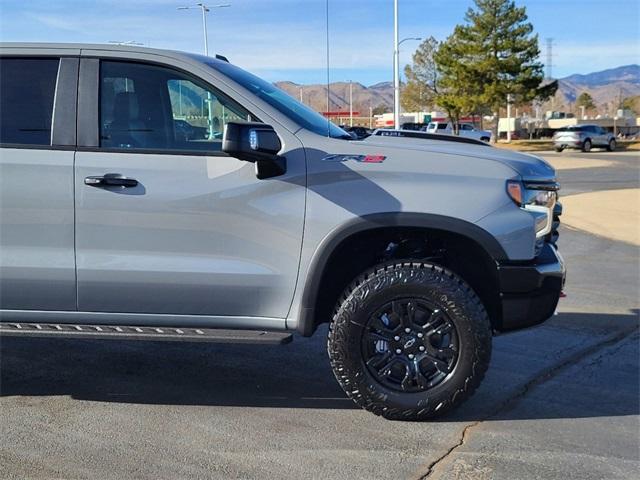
[[327, 261, 492, 421]]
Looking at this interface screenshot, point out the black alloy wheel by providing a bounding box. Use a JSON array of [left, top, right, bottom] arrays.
[[327, 261, 492, 420], [362, 299, 459, 393]]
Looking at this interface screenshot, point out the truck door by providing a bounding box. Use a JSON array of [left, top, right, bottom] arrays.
[[0, 53, 79, 311], [73, 57, 305, 322]]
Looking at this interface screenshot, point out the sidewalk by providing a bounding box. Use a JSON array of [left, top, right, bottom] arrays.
[[560, 188, 640, 246]]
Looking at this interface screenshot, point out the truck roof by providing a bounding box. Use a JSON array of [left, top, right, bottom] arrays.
[[0, 42, 228, 66]]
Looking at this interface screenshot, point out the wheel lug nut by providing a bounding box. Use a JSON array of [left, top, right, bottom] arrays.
[[417, 332, 424, 338], [408, 354, 414, 359], [395, 349, 402, 354], [404, 328, 411, 333], [419, 346, 425, 351], [394, 336, 400, 341]]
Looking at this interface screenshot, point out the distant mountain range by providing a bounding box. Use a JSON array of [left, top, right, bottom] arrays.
[[275, 80, 394, 115], [556, 65, 639, 108], [275, 65, 640, 114]]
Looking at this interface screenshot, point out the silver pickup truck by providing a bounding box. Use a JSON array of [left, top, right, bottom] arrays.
[[0, 43, 565, 420]]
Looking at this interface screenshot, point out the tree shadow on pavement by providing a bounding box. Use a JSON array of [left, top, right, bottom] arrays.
[[0, 311, 638, 420]]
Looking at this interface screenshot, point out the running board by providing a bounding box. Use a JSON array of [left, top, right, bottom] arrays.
[[0, 322, 293, 344]]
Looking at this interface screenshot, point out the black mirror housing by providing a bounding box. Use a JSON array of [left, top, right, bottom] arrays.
[[222, 122, 282, 163], [222, 122, 286, 179]]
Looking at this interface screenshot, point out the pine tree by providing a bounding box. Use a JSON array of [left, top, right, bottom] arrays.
[[435, 0, 557, 137], [576, 92, 596, 111], [434, 33, 483, 134], [621, 96, 639, 115], [401, 37, 440, 112]]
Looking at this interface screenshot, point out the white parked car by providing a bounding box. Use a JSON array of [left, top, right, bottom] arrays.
[[423, 122, 492, 142]]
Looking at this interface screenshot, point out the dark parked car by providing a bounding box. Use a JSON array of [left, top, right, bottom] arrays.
[[342, 125, 372, 139]]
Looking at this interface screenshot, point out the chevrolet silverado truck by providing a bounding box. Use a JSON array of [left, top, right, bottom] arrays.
[[0, 43, 565, 420]]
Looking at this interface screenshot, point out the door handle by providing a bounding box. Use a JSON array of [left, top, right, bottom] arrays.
[[85, 173, 138, 188]]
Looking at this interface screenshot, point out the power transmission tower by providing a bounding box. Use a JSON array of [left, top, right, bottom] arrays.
[[545, 38, 554, 80]]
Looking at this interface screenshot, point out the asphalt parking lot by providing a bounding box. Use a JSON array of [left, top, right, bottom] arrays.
[[1, 150, 638, 480]]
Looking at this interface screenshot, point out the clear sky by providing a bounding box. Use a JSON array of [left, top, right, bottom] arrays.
[[1, 0, 638, 85]]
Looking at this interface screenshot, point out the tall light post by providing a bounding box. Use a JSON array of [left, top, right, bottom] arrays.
[[178, 3, 230, 56], [349, 80, 353, 127], [178, 3, 230, 139], [393, 1, 420, 129], [393, 36, 421, 129], [393, 0, 400, 129]]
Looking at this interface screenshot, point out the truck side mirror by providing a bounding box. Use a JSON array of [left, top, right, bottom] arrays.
[[222, 122, 281, 162], [222, 122, 286, 179]]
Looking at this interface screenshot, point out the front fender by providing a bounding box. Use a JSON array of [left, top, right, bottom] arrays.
[[295, 212, 507, 336]]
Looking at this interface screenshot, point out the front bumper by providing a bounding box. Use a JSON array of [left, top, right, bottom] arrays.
[[497, 243, 566, 331]]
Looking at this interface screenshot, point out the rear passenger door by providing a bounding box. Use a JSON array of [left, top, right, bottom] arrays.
[[596, 126, 609, 145], [0, 51, 79, 311], [74, 56, 306, 321]]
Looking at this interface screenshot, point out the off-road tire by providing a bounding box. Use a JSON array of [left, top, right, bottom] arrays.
[[327, 261, 492, 421], [582, 139, 592, 152], [607, 139, 616, 152]]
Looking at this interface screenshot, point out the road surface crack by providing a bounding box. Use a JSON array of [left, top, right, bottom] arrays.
[[417, 324, 639, 479]]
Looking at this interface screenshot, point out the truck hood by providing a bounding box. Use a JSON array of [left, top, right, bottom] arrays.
[[361, 135, 556, 182]]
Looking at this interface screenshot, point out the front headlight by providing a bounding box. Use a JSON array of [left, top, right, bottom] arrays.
[[507, 180, 559, 237]]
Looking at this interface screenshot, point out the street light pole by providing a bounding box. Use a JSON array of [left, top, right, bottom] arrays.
[[349, 80, 353, 127], [392, 0, 421, 131], [393, 0, 400, 129], [178, 3, 230, 140], [201, 4, 210, 55], [178, 3, 230, 56], [392, 36, 421, 129]]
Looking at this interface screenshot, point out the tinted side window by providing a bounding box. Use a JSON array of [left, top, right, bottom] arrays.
[[0, 58, 60, 146], [100, 61, 253, 152]]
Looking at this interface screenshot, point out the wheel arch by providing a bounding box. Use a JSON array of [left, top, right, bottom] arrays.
[[296, 212, 507, 336]]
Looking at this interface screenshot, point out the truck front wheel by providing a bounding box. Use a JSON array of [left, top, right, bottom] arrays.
[[327, 261, 491, 420]]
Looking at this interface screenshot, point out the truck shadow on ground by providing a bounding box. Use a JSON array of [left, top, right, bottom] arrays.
[[1, 311, 638, 420]]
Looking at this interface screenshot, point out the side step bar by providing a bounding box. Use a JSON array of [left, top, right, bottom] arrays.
[[0, 322, 293, 345]]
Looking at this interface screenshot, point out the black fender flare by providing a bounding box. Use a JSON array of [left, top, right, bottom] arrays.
[[296, 212, 507, 336]]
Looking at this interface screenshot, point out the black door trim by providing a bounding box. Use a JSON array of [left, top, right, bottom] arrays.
[[51, 57, 79, 147], [77, 58, 99, 148]]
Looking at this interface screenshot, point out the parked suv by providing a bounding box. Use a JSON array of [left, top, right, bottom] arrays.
[[553, 124, 616, 152], [424, 121, 492, 142], [0, 44, 565, 420]]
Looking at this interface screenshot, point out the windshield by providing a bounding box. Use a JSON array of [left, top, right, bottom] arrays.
[[208, 60, 350, 139]]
